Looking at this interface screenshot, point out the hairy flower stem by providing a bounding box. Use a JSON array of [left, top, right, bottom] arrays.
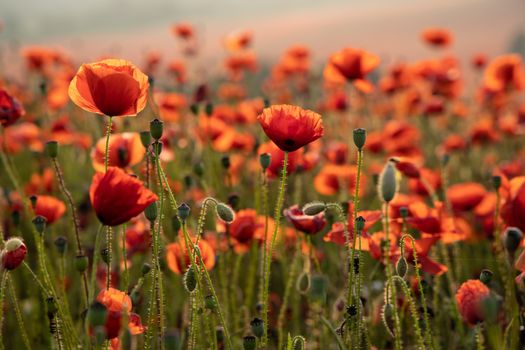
[[261, 151, 288, 347], [7, 273, 31, 350], [154, 144, 166, 345], [104, 116, 112, 172], [0, 271, 7, 350], [475, 323, 484, 350], [106, 226, 112, 289], [51, 157, 89, 305], [258, 171, 269, 305]]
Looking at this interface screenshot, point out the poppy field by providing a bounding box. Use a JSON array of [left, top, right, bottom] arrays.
[[1, 7, 525, 350]]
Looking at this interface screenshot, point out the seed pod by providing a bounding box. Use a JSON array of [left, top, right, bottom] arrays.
[[44, 141, 58, 158], [139, 131, 151, 148], [479, 269, 493, 285], [243, 335, 257, 350], [378, 161, 398, 203], [504, 227, 523, 254], [250, 317, 264, 338], [347, 304, 357, 316], [292, 336, 306, 350], [75, 255, 88, 272], [353, 128, 367, 150], [396, 257, 408, 278], [178, 203, 191, 221], [259, 153, 271, 170], [215, 202, 235, 223], [184, 265, 197, 293], [54, 236, 68, 255], [355, 216, 366, 232], [492, 175, 502, 190], [144, 201, 158, 222], [296, 271, 311, 294], [150, 118, 164, 140], [302, 201, 326, 216], [32, 215, 47, 234]]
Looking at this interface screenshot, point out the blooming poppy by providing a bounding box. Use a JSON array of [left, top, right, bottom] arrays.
[[455, 280, 490, 325], [68, 59, 149, 117], [1, 122, 42, 154], [483, 54, 525, 93], [32, 195, 66, 224], [257, 104, 323, 152], [171, 23, 194, 40], [284, 205, 326, 235], [447, 182, 487, 212], [421, 27, 452, 47], [1, 237, 27, 270], [324, 48, 380, 91], [313, 164, 366, 196], [91, 132, 144, 172], [323, 204, 381, 246], [257, 142, 304, 178], [25, 168, 55, 195], [224, 30, 253, 51], [96, 288, 144, 340], [125, 219, 151, 257], [501, 176, 525, 232], [165, 235, 215, 274], [0, 89, 25, 127], [89, 167, 157, 226]]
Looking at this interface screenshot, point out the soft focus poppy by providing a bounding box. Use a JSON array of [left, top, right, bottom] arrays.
[[91, 132, 144, 172], [421, 27, 453, 47], [171, 23, 194, 40], [455, 280, 490, 325], [324, 47, 380, 91], [25, 168, 55, 195], [257, 104, 323, 152], [0, 89, 25, 127], [501, 176, 525, 232], [125, 219, 151, 257], [89, 167, 157, 226], [165, 235, 215, 274], [225, 209, 268, 252], [314, 164, 366, 196], [323, 203, 381, 246], [447, 182, 487, 212], [483, 54, 525, 93], [224, 30, 253, 51], [68, 59, 149, 117], [284, 205, 326, 235], [32, 195, 66, 224], [96, 288, 144, 340]]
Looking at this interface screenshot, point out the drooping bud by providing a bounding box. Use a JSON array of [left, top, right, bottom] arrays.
[[302, 201, 326, 216], [100, 248, 109, 265], [144, 201, 158, 222], [184, 265, 197, 293], [141, 263, 152, 276], [353, 128, 366, 150], [396, 257, 408, 278], [178, 203, 191, 222], [44, 141, 58, 158], [190, 103, 200, 116], [139, 131, 151, 148], [259, 153, 271, 171], [243, 335, 257, 350], [381, 303, 395, 337], [54, 236, 68, 255], [215, 202, 235, 224], [250, 317, 264, 338], [1, 237, 27, 270], [504, 227, 523, 254], [479, 269, 493, 285], [205, 294, 217, 311], [150, 118, 164, 141], [292, 336, 306, 350], [32, 215, 47, 234], [296, 271, 311, 294], [378, 161, 398, 203], [75, 255, 88, 272]]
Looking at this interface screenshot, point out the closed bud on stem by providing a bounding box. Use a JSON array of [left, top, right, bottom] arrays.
[[302, 201, 326, 216], [492, 175, 502, 190], [378, 161, 398, 203], [479, 269, 493, 285], [243, 335, 257, 350], [292, 336, 306, 350], [296, 271, 311, 294], [190, 103, 199, 116], [193, 162, 204, 177], [184, 265, 197, 293], [100, 248, 109, 265], [400, 207, 409, 219], [396, 257, 408, 278], [139, 131, 151, 148], [149, 118, 164, 140], [144, 201, 158, 222], [75, 255, 88, 272], [221, 155, 231, 169], [250, 317, 264, 338], [355, 216, 366, 232], [45, 141, 58, 158], [178, 203, 191, 222], [259, 153, 271, 171], [215, 202, 235, 223], [504, 227, 523, 254], [32, 215, 47, 234], [205, 101, 214, 116], [205, 294, 217, 311], [141, 263, 151, 276], [353, 128, 367, 150], [54, 236, 68, 255]]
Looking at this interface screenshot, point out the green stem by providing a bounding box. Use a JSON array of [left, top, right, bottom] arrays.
[[154, 143, 166, 345], [106, 226, 112, 289], [0, 271, 8, 350], [7, 273, 31, 350], [320, 316, 347, 350], [104, 116, 113, 172]]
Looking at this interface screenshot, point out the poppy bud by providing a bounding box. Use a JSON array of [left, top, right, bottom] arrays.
[[205, 294, 217, 311], [184, 265, 197, 293], [396, 257, 408, 278], [183, 175, 193, 188], [193, 162, 204, 177], [150, 119, 164, 140], [378, 161, 398, 203], [75, 255, 88, 272], [101, 248, 109, 265], [87, 301, 108, 328], [296, 271, 311, 294], [142, 263, 152, 276], [227, 193, 240, 210], [310, 274, 327, 303], [215, 202, 235, 224], [353, 128, 367, 150], [144, 201, 158, 222], [221, 155, 231, 169], [205, 101, 214, 116], [30, 194, 38, 209], [382, 303, 395, 336], [292, 336, 306, 350], [45, 141, 58, 158], [1, 237, 27, 270], [178, 203, 191, 222], [139, 131, 151, 148], [340, 201, 350, 214], [190, 103, 200, 116], [263, 98, 271, 108], [243, 335, 257, 350], [54, 236, 68, 255], [399, 207, 409, 219], [152, 141, 163, 156], [32, 215, 47, 234], [492, 175, 501, 190], [302, 201, 326, 216], [259, 153, 271, 170], [504, 227, 523, 254], [479, 269, 493, 285], [355, 216, 366, 232], [46, 297, 58, 315], [250, 317, 264, 338], [347, 304, 357, 316]]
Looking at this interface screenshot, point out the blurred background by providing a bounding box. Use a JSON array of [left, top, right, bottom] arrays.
[[1, 0, 524, 72]]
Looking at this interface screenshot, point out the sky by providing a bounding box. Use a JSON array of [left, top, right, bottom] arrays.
[[1, 0, 524, 69]]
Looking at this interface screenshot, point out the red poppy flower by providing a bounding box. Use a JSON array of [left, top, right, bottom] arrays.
[[0, 89, 25, 127], [96, 288, 144, 339], [257, 104, 323, 152], [1, 237, 27, 270], [171, 23, 194, 40], [125, 220, 151, 257], [314, 164, 366, 196], [68, 59, 149, 117], [33, 195, 66, 224], [483, 54, 525, 93], [421, 27, 453, 47], [166, 235, 215, 274], [455, 280, 490, 325], [91, 132, 144, 172], [89, 167, 157, 226], [324, 48, 379, 92], [284, 205, 326, 235], [447, 182, 487, 212], [501, 176, 525, 232]]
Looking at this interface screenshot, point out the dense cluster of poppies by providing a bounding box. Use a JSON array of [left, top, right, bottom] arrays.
[[0, 22, 525, 350]]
